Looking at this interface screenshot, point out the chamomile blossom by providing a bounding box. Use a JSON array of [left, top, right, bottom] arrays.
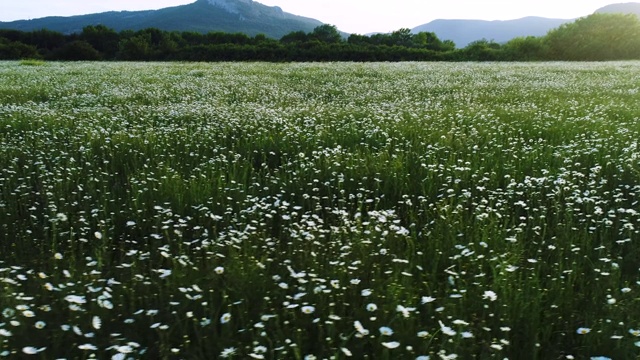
[[220, 313, 231, 324], [577, 327, 591, 334]]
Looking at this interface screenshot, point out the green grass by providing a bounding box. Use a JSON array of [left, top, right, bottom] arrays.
[[1, 60, 640, 359], [18, 59, 46, 66]]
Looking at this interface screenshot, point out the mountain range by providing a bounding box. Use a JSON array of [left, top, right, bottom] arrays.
[[0, 0, 323, 39], [595, 2, 640, 15], [1, 1, 639, 48], [411, 3, 640, 47], [411, 17, 572, 47]]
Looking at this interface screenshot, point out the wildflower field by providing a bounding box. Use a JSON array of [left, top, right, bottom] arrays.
[[1, 61, 640, 359]]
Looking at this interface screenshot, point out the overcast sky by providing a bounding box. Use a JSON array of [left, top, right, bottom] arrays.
[[0, 0, 617, 34]]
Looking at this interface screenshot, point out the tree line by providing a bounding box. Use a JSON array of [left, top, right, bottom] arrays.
[[1, 13, 640, 62]]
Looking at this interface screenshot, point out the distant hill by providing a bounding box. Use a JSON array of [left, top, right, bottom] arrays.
[[0, 0, 324, 38], [411, 17, 572, 48], [595, 2, 640, 16], [3, 1, 639, 47], [412, 2, 640, 48]]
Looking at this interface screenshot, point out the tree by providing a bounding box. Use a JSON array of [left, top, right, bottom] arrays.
[[544, 13, 640, 60], [0, 29, 27, 43], [51, 40, 101, 60], [180, 31, 205, 46], [310, 25, 342, 44], [81, 25, 119, 59], [118, 33, 152, 60], [0, 38, 40, 60], [158, 32, 181, 59], [503, 36, 545, 60], [27, 29, 66, 51], [412, 31, 455, 51], [280, 30, 308, 44], [389, 28, 413, 47], [347, 33, 371, 46], [462, 39, 502, 61]]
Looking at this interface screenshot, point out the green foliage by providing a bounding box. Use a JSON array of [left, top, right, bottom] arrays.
[[310, 24, 342, 43], [51, 40, 102, 61], [545, 13, 640, 60], [413, 31, 456, 51], [26, 29, 67, 52], [280, 30, 308, 44], [503, 36, 546, 61], [18, 58, 46, 66], [0, 38, 40, 60], [460, 39, 503, 61], [0, 25, 461, 62], [2, 14, 640, 62], [118, 33, 152, 60], [389, 28, 413, 47], [81, 25, 120, 58]]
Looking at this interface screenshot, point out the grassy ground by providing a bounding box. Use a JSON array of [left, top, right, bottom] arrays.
[[1, 61, 640, 359]]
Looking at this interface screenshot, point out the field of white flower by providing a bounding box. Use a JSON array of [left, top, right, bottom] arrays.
[[1, 61, 639, 359]]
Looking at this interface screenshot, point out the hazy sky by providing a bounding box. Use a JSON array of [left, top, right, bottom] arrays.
[[0, 0, 618, 34]]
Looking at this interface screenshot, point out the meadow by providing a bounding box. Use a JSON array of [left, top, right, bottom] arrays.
[[1, 60, 639, 359]]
